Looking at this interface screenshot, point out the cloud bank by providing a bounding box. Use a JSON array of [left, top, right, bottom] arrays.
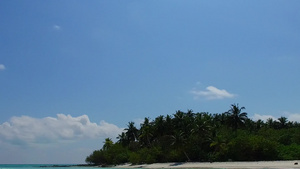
[[252, 112, 300, 122], [252, 114, 276, 122], [0, 64, 5, 70], [191, 86, 236, 100], [281, 112, 300, 122], [0, 114, 123, 146]]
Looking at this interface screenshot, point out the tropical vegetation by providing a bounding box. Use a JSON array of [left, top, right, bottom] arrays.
[[85, 104, 300, 165]]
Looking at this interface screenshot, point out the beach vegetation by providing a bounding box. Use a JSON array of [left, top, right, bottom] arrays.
[[86, 103, 300, 165]]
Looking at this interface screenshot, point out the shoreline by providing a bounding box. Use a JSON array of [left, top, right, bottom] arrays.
[[114, 160, 300, 168]]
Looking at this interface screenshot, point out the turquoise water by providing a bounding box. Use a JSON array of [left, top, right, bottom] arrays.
[[0, 164, 100, 169]]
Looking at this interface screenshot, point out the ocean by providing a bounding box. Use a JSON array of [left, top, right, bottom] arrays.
[[0, 164, 102, 169]]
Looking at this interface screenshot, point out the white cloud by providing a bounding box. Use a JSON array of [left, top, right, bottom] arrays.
[[283, 112, 300, 122], [0, 114, 123, 146], [0, 64, 5, 70], [252, 114, 276, 122], [191, 86, 236, 100], [252, 112, 300, 122], [0, 114, 124, 163], [53, 25, 61, 31], [133, 118, 144, 128]]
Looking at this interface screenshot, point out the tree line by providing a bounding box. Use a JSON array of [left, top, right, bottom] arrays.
[[85, 104, 300, 165]]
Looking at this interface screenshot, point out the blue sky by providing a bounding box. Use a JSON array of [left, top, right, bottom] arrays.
[[1, 0, 300, 164]]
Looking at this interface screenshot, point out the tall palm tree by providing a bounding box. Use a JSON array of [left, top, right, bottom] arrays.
[[125, 121, 138, 143], [139, 117, 153, 146], [102, 138, 113, 150], [225, 104, 248, 131]]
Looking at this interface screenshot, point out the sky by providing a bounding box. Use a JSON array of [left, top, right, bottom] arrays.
[[1, 0, 300, 164]]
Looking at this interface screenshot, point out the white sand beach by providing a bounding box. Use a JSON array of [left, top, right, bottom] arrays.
[[115, 161, 300, 168]]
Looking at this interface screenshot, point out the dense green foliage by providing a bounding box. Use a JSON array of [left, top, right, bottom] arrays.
[[86, 104, 300, 165]]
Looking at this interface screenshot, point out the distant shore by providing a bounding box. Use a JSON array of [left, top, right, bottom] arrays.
[[114, 160, 300, 168]]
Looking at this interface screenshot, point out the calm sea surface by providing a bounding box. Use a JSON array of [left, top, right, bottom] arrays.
[[0, 164, 103, 169]]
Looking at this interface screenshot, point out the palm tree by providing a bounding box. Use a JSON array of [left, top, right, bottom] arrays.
[[173, 110, 185, 130], [266, 118, 275, 128], [225, 104, 248, 131], [125, 121, 138, 143], [255, 119, 264, 130], [165, 114, 173, 134], [139, 117, 153, 147], [117, 132, 128, 146], [192, 113, 211, 140], [173, 110, 193, 134], [213, 112, 228, 128], [209, 133, 229, 161], [171, 130, 191, 161], [153, 115, 165, 137], [186, 109, 195, 119], [102, 138, 113, 150], [278, 116, 288, 129]]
